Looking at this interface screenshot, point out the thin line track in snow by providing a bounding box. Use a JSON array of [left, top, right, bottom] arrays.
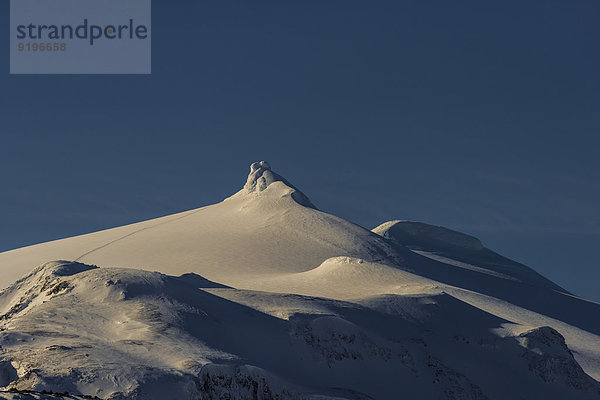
[[75, 207, 206, 261]]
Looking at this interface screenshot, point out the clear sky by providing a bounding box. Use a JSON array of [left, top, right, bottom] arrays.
[[1, 1, 599, 301]]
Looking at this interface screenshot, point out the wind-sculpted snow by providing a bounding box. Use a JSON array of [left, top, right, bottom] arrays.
[[0, 162, 599, 399], [244, 161, 316, 209]]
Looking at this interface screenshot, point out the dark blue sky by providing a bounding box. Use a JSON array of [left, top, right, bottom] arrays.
[[1, 1, 599, 301]]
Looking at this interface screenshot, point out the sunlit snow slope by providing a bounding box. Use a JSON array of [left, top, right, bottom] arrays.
[[0, 161, 599, 400]]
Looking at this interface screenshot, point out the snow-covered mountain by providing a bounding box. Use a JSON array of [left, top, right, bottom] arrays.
[[1, 161, 599, 400]]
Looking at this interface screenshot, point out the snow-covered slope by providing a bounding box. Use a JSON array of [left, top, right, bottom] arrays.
[[372, 220, 564, 291], [0, 161, 397, 291], [0, 162, 599, 400]]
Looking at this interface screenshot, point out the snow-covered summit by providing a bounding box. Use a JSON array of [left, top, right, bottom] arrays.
[[241, 161, 316, 209], [244, 161, 276, 192]]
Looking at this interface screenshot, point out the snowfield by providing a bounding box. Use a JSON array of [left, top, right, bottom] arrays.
[[0, 161, 599, 399]]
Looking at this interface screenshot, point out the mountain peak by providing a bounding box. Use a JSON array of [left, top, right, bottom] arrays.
[[244, 161, 275, 192], [242, 161, 317, 209]]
